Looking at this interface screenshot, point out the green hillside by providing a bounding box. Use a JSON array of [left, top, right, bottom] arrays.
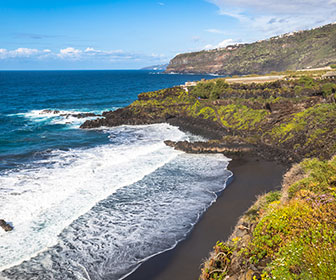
[[166, 23, 336, 75]]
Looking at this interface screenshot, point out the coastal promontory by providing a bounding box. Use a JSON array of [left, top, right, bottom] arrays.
[[165, 23, 336, 75]]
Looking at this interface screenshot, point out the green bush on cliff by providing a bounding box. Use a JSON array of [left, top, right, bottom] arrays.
[[298, 75, 317, 88], [191, 79, 229, 100], [288, 157, 336, 198], [322, 83, 336, 97]]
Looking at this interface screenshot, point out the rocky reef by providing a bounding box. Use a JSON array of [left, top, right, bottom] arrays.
[[40, 109, 100, 119], [166, 23, 336, 75]]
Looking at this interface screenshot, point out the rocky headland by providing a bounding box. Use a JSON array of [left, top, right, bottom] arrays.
[[81, 72, 336, 164], [165, 23, 336, 75]]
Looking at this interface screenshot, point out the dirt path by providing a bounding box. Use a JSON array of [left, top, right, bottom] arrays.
[[225, 75, 285, 84]]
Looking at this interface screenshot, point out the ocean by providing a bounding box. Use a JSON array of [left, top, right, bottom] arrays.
[[0, 70, 232, 279]]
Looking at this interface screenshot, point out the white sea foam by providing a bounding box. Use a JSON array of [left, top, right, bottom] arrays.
[[0, 123, 186, 272], [9, 108, 115, 128], [1, 152, 231, 280]]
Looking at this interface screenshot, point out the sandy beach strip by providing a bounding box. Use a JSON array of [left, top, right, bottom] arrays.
[[125, 157, 287, 280]]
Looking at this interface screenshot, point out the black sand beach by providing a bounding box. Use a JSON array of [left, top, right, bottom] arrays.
[[125, 157, 287, 280]]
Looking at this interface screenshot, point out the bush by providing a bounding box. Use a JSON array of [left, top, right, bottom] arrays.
[[298, 75, 317, 88], [322, 83, 336, 97], [191, 79, 229, 100]]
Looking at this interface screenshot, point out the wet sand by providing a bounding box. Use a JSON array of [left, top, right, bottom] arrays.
[[125, 157, 287, 280]]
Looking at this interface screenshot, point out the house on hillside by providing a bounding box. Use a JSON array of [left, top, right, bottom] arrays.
[[181, 81, 198, 92], [322, 71, 336, 79], [184, 81, 198, 86]]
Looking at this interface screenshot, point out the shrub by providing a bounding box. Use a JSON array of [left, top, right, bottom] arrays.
[[322, 83, 336, 97], [191, 79, 229, 100], [298, 75, 317, 87]]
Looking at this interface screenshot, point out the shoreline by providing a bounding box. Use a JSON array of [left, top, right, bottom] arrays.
[[125, 156, 287, 280]]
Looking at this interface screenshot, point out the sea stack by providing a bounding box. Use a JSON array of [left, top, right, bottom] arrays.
[[0, 219, 13, 232]]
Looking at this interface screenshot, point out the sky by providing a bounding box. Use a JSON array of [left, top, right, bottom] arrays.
[[0, 0, 336, 70]]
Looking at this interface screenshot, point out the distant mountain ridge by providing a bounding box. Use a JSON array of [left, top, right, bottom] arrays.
[[166, 23, 336, 75], [141, 64, 168, 70]]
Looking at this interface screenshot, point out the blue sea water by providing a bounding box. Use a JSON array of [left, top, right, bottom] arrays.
[[0, 70, 232, 279], [0, 70, 217, 170]]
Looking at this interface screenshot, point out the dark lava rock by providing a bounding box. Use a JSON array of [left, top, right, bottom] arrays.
[[166, 116, 226, 140], [80, 107, 166, 129], [40, 109, 100, 119], [0, 219, 13, 232], [164, 140, 254, 158], [61, 112, 99, 119], [41, 109, 60, 114]]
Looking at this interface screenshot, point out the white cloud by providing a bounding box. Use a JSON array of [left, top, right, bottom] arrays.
[[0, 47, 169, 64], [205, 28, 226, 34], [204, 38, 237, 49], [158, 2, 165, 6], [58, 47, 82, 59], [0, 48, 40, 59], [207, 0, 336, 37], [0, 49, 7, 59], [14, 48, 39, 56], [84, 47, 98, 53], [151, 53, 166, 58]]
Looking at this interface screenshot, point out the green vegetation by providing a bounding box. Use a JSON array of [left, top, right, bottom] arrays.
[[267, 103, 336, 159], [166, 23, 336, 75], [216, 104, 268, 131], [322, 83, 336, 97], [200, 156, 336, 280], [191, 79, 229, 100], [129, 75, 336, 160], [298, 75, 317, 87]]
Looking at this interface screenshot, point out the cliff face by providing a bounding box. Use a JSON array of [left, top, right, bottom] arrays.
[[166, 23, 336, 75]]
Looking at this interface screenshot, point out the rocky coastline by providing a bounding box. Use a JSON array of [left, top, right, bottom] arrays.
[[81, 76, 335, 165], [80, 73, 336, 279]]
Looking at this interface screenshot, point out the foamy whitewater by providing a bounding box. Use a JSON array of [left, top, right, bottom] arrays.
[[0, 70, 231, 279]]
